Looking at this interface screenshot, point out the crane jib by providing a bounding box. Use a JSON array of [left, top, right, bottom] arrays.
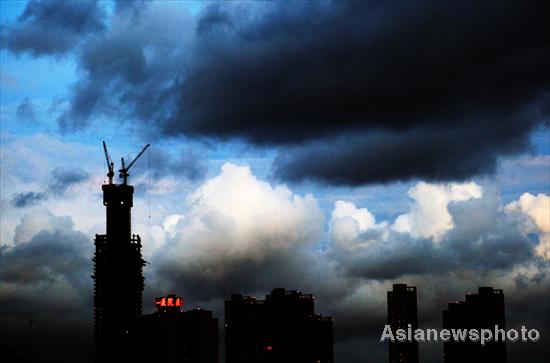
[[102, 141, 150, 185]]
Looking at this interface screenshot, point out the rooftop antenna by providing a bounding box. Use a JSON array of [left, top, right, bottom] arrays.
[[119, 143, 150, 185], [102, 141, 115, 184]]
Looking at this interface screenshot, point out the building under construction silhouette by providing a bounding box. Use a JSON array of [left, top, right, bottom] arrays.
[[92, 142, 149, 363]]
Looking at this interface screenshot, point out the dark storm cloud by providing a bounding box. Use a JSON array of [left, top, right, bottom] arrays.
[[2, 0, 105, 56], [0, 211, 93, 363], [55, 0, 549, 185], [11, 191, 47, 208], [16, 97, 36, 123], [174, 0, 549, 141], [152, 248, 337, 304], [131, 147, 207, 182], [273, 122, 534, 185], [48, 167, 89, 195], [10, 168, 89, 208], [0, 229, 90, 287], [57, 0, 190, 132], [181, 0, 549, 185]]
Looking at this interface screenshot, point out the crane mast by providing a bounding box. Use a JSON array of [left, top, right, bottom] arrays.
[[102, 141, 115, 184]]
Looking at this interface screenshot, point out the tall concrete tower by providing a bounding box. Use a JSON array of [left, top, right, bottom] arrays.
[[93, 142, 149, 363], [387, 283, 419, 363]]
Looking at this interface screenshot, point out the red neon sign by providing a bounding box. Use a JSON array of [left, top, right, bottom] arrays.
[[155, 295, 184, 308]]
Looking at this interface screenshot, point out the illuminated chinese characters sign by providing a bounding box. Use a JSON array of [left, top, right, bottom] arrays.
[[155, 295, 184, 308]]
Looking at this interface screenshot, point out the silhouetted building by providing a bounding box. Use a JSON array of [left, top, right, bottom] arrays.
[[138, 295, 218, 363], [443, 287, 506, 363], [225, 288, 333, 363], [387, 284, 418, 363], [93, 143, 149, 363], [93, 184, 146, 362]]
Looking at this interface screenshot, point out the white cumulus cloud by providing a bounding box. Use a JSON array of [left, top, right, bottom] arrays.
[[392, 182, 482, 241], [160, 163, 324, 280], [506, 193, 550, 260], [330, 201, 386, 250], [330, 181, 483, 250]]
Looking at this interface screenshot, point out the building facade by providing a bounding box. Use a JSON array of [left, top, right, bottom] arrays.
[[225, 288, 333, 363], [443, 287, 506, 363], [138, 295, 218, 363], [387, 284, 419, 363]]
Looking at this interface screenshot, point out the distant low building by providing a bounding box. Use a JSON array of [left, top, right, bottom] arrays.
[[387, 283, 419, 363], [138, 294, 218, 363], [442, 287, 506, 363], [225, 288, 334, 363]]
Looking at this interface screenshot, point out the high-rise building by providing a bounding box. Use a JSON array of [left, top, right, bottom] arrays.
[[387, 284, 419, 363], [93, 183, 146, 363], [93, 143, 149, 363], [442, 287, 506, 363], [138, 295, 218, 363], [225, 288, 333, 363]]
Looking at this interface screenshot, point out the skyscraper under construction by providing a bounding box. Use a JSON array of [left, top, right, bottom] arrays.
[[92, 142, 149, 363]]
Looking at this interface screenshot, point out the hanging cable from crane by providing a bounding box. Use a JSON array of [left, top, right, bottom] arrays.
[[148, 145, 151, 219]]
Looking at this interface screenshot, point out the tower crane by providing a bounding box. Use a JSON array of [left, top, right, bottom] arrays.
[[102, 141, 150, 185], [119, 143, 150, 185], [102, 141, 115, 184]]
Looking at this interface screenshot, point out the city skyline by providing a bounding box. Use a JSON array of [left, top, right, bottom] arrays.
[[1, 1, 549, 362]]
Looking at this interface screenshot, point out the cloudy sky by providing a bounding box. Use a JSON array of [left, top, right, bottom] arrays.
[[0, 1, 549, 362]]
